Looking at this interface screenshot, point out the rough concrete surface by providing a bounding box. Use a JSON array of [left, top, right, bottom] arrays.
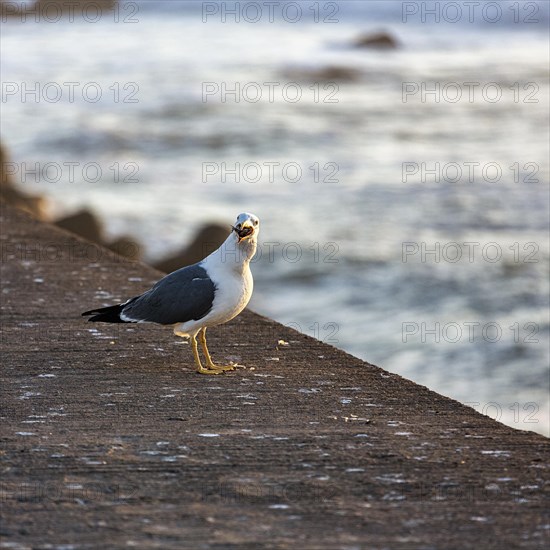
[[1, 204, 548, 549]]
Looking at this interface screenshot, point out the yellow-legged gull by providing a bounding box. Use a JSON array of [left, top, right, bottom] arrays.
[[82, 212, 259, 375]]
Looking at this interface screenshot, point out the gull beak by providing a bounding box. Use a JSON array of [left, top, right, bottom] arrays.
[[232, 220, 254, 242]]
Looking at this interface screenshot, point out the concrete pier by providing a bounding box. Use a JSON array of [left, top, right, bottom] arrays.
[[1, 204, 548, 549]]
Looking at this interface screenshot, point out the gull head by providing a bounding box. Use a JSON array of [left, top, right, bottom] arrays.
[[232, 212, 260, 243]]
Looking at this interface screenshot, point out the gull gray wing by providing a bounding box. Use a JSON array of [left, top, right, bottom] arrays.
[[121, 264, 216, 325]]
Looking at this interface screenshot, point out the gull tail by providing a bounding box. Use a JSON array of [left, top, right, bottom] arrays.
[[82, 303, 130, 323]]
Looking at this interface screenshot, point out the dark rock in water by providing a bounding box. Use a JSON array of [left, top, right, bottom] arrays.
[[1, 1, 26, 18], [54, 209, 142, 260], [1, 143, 140, 260], [3, 0, 116, 18], [153, 224, 228, 273], [54, 209, 104, 244], [353, 31, 399, 49], [284, 65, 361, 83], [0, 142, 48, 219], [0, 185, 48, 220], [107, 237, 141, 261], [34, 0, 116, 10]]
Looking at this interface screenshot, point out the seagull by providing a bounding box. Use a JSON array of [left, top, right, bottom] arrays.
[[82, 212, 259, 375]]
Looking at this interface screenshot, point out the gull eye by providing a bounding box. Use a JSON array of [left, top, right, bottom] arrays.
[[254, 220, 258, 226]]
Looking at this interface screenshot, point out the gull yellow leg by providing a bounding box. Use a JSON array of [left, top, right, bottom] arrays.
[[199, 327, 238, 371], [192, 333, 224, 375]]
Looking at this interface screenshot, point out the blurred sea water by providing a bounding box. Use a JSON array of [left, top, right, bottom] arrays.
[[2, 0, 549, 435]]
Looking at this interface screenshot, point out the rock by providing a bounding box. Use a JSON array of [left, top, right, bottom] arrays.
[[284, 65, 361, 82], [35, 0, 116, 10], [3, 0, 117, 18], [106, 236, 141, 261], [353, 31, 399, 49], [153, 224, 229, 273], [0, 185, 48, 220], [1, 2, 24, 18], [0, 142, 48, 220], [1, 144, 141, 259], [54, 209, 142, 260], [0, 144, 16, 188], [54, 209, 103, 244]]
